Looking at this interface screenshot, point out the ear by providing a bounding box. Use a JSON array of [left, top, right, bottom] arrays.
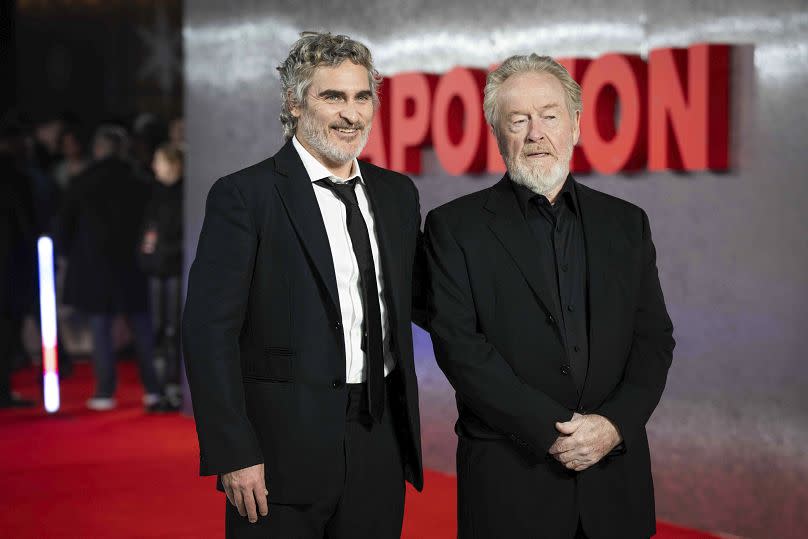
[[571, 109, 581, 146], [288, 91, 302, 119]]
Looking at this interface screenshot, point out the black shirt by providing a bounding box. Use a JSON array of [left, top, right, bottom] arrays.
[[511, 175, 589, 393], [138, 179, 183, 276]]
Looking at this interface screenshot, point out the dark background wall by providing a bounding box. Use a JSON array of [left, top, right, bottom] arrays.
[[184, 1, 808, 537], [1, 0, 16, 119], [13, 0, 182, 126]]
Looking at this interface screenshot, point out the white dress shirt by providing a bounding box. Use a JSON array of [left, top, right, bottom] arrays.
[[291, 136, 395, 383]]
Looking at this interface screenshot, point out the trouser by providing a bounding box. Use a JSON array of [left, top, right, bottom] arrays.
[[149, 276, 181, 386], [87, 312, 160, 398], [225, 376, 406, 538], [457, 436, 651, 539]]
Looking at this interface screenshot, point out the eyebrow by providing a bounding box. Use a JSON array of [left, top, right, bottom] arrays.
[[507, 103, 562, 117], [316, 89, 373, 100], [318, 90, 347, 100]]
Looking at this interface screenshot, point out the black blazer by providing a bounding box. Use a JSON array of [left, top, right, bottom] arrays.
[[60, 157, 150, 313], [425, 176, 674, 538], [182, 140, 424, 504]]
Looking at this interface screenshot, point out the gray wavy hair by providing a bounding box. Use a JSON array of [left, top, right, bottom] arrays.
[[277, 31, 381, 140], [483, 54, 582, 129]]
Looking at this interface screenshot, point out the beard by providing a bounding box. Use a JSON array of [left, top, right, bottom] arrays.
[[298, 108, 371, 167], [504, 142, 572, 196]]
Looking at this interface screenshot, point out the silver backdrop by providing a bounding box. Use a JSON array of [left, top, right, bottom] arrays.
[[183, 1, 808, 537]]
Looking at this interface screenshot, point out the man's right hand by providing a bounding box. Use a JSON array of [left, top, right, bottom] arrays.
[[221, 463, 268, 523]]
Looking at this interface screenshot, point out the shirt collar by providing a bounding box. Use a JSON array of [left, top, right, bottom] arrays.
[[292, 135, 363, 184], [510, 174, 578, 217]]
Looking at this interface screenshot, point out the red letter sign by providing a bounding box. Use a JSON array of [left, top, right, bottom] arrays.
[[581, 54, 647, 174], [648, 43, 730, 171], [387, 72, 437, 174], [431, 67, 488, 175], [557, 57, 592, 174], [359, 78, 390, 168]]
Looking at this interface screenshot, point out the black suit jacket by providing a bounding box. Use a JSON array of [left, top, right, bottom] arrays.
[[182, 141, 424, 503], [60, 157, 150, 313], [425, 176, 674, 538]]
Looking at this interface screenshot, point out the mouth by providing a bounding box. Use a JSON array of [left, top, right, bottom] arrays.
[[525, 151, 553, 159], [331, 126, 363, 139]]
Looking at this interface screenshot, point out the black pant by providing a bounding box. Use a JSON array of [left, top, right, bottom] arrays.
[[149, 276, 181, 386], [225, 376, 405, 538]]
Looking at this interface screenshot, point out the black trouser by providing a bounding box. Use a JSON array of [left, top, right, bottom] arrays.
[[226, 376, 406, 538], [149, 276, 181, 386], [457, 437, 649, 539]]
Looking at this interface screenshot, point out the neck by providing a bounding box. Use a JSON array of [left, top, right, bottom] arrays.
[[159, 174, 181, 186], [295, 136, 354, 179], [326, 159, 354, 180], [544, 182, 564, 205]]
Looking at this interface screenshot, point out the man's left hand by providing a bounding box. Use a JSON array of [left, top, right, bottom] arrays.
[[548, 414, 622, 472]]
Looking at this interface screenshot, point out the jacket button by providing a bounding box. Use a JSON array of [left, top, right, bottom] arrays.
[[560, 365, 571, 376], [331, 379, 344, 389], [334, 321, 342, 330], [546, 315, 555, 325]]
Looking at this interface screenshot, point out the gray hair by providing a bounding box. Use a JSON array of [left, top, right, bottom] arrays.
[[93, 124, 129, 158], [483, 54, 582, 129], [277, 31, 381, 140]]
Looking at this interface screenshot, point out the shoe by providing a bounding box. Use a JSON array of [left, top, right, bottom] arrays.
[[0, 393, 36, 409], [143, 393, 162, 407], [86, 396, 117, 411], [145, 395, 181, 413]]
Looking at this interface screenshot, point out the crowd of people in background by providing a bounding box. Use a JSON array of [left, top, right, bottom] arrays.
[[0, 111, 185, 412]]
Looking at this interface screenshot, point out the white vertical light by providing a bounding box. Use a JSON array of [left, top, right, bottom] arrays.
[[37, 237, 59, 413]]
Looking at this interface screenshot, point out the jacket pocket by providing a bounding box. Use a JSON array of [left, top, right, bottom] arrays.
[[242, 348, 295, 382]]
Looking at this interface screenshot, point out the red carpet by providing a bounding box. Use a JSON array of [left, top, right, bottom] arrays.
[[1, 362, 720, 538]]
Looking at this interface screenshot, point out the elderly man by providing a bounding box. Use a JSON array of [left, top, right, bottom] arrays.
[[425, 54, 675, 539], [182, 32, 424, 538]]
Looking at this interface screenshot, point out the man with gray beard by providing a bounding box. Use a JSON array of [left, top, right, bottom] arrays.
[[424, 54, 675, 538], [183, 32, 425, 538]]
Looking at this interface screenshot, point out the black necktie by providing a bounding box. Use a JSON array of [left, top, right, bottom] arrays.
[[315, 178, 385, 422]]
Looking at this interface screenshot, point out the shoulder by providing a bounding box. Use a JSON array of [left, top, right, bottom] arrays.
[[359, 160, 417, 194], [216, 156, 277, 192], [427, 184, 495, 226], [576, 181, 646, 220]]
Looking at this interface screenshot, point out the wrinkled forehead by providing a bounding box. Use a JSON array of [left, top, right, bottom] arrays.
[[308, 61, 372, 94], [498, 71, 567, 115]]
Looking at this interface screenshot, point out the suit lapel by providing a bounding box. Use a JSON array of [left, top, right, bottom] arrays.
[[272, 140, 341, 314], [484, 177, 562, 325], [575, 181, 614, 399], [361, 165, 403, 323]]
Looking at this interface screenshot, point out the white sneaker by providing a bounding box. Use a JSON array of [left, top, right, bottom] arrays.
[[86, 397, 117, 411], [143, 393, 162, 407]]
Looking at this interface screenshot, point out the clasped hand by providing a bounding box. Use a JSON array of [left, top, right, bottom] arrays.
[[548, 413, 622, 472]]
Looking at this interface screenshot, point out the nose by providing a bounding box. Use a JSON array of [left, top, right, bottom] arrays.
[[340, 101, 360, 124], [527, 119, 545, 142]]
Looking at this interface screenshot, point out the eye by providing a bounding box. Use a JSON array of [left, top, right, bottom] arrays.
[[544, 115, 556, 120], [512, 118, 527, 126], [325, 95, 341, 102], [356, 94, 371, 101]]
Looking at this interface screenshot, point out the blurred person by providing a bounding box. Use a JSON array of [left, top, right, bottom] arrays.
[[130, 113, 166, 183], [26, 116, 63, 237], [52, 127, 88, 190], [32, 116, 64, 168], [59, 125, 162, 411], [138, 143, 184, 412], [183, 32, 425, 537], [425, 55, 675, 539], [0, 121, 36, 408], [168, 116, 184, 150]]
